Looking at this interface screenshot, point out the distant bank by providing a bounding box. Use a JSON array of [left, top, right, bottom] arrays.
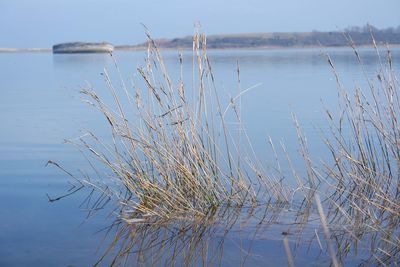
[[0, 48, 51, 53], [128, 29, 400, 50], [1, 28, 399, 53], [0, 42, 114, 53]]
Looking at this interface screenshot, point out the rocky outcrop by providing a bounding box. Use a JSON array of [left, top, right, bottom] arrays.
[[52, 42, 114, 53]]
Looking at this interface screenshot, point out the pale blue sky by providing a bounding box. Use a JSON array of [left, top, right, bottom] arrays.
[[1, 0, 399, 48]]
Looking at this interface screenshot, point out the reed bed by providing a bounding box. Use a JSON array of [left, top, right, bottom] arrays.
[[291, 38, 400, 265], [49, 30, 400, 266], [325, 44, 400, 265]]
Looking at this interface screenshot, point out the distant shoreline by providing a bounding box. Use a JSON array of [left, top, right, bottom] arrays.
[[0, 48, 52, 53], [1, 44, 400, 54], [1, 28, 399, 53], [115, 44, 400, 51]]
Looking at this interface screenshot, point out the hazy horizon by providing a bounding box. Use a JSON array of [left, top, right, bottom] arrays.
[[1, 0, 400, 48]]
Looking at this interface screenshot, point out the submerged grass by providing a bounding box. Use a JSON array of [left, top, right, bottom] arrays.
[[49, 29, 400, 266]]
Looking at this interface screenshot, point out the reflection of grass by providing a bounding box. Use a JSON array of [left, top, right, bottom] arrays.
[[96, 206, 248, 266], [49, 31, 399, 266], [94, 205, 315, 266]]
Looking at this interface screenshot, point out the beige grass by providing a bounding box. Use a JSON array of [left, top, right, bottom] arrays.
[[48, 29, 399, 266]]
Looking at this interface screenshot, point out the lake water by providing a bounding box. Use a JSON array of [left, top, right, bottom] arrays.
[[0, 47, 399, 266]]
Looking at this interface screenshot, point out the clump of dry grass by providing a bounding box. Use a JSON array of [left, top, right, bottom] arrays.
[[323, 43, 399, 265], [291, 37, 400, 265], [56, 30, 290, 221]]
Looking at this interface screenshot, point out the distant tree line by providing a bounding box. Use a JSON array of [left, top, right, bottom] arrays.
[[131, 25, 400, 49], [344, 24, 400, 34]]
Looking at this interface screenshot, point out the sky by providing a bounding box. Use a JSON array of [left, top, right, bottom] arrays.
[[1, 0, 399, 48]]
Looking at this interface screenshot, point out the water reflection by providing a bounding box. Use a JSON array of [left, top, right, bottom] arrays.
[[52, 53, 112, 70], [95, 205, 300, 266], [91, 203, 398, 266]]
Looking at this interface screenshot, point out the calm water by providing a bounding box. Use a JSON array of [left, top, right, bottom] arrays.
[[0, 48, 399, 266]]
